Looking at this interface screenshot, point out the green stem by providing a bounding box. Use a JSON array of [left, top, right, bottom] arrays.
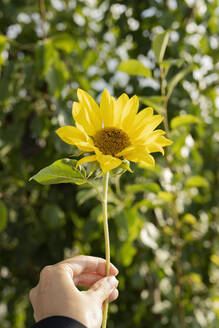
[[39, 0, 47, 40], [160, 64, 185, 328], [115, 175, 121, 196], [102, 171, 110, 328]]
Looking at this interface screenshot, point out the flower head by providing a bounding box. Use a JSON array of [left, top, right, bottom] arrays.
[[56, 89, 172, 173]]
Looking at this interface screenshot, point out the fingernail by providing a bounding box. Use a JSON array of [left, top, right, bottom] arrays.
[[107, 276, 118, 287], [114, 267, 119, 275]]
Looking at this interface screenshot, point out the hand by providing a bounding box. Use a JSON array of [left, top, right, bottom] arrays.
[[29, 255, 119, 328]]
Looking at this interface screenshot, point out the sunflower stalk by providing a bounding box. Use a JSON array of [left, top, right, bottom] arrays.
[[102, 171, 110, 328]]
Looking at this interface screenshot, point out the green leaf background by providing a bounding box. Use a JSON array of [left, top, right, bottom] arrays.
[[0, 1, 218, 328]]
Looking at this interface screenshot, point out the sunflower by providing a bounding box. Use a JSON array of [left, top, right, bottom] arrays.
[[56, 89, 172, 173]]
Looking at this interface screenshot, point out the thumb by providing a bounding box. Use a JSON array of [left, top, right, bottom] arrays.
[[88, 276, 118, 303]]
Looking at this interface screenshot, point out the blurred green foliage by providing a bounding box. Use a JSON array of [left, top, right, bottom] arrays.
[[0, 0, 219, 327]]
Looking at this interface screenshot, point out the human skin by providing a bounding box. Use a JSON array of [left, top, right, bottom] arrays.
[[29, 255, 119, 328]]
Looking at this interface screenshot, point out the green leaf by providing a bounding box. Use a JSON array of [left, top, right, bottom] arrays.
[[125, 183, 160, 194], [52, 33, 76, 54], [41, 204, 65, 229], [0, 61, 14, 102], [211, 255, 219, 267], [35, 39, 57, 76], [125, 208, 143, 242], [134, 199, 155, 210], [0, 35, 6, 70], [158, 191, 174, 202], [0, 200, 8, 232], [111, 160, 133, 176], [0, 35, 6, 52], [185, 176, 209, 188], [167, 66, 193, 99], [118, 59, 151, 78], [161, 59, 184, 69], [76, 189, 97, 205], [30, 158, 87, 185], [152, 31, 170, 63], [141, 96, 165, 114], [45, 59, 69, 98], [171, 115, 202, 129], [119, 241, 137, 266], [182, 213, 197, 225]]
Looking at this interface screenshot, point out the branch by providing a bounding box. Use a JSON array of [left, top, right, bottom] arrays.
[[39, 0, 47, 40]]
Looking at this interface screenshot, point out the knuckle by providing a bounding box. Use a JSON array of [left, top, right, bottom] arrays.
[[72, 254, 83, 261], [54, 263, 70, 274], [92, 280, 103, 292], [40, 265, 53, 279], [29, 287, 36, 302]]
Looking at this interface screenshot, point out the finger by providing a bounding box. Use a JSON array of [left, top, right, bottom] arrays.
[[59, 255, 119, 277], [87, 276, 119, 304], [108, 288, 119, 303], [102, 289, 119, 310], [29, 287, 37, 303], [74, 273, 103, 287]]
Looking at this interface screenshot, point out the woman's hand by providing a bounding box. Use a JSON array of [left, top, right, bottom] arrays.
[[29, 255, 119, 328]]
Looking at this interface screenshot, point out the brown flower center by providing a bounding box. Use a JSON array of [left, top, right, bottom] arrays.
[[94, 127, 131, 156]]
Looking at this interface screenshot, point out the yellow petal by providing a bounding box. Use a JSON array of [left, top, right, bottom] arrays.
[[100, 89, 115, 127], [125, 107, 153, 135], [130, 115, 164, 143], [125, 149, 155, 167], [56, 126, 94, 151], [144, 129, 166, 143], [156, 135, 173, 146], [72, 102, 96, 136], [114, 93, 129, 126], [144, 131, 172, 155], [116, 145, 137, 157], [76, 155, 97, 168], [121, 95, 139, 132], [94, 148, 122, 173], [73, 89, 102, 135], [146, 144, 165, 155], [116, 144, 155, 167]]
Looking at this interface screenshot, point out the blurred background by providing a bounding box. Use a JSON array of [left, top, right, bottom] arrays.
[[0, 0, 219, 327]]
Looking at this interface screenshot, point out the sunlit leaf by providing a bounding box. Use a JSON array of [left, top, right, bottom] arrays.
[[0, 200, 8, 232], [119, 241, 137, 266], [35, 39, 57, 76], [118, 59, 152, 78], [141, 96, 165, 114], [30, 158, 87, 185], [183, 273, 203, 285], [0, 35, 6, 70], [152, 31, 170, 63], [45, 58, 69, 97], [185, 176, 209, 188], [163, 226, 174, 236], [212, 296, 219, 318], [182, 213, 197, 225], [211, 255, 219, 266], [52, 33, 76, 53], [158, 191, 174, 202], [167, 66, 193, 99], [134, 199, 155, 210], [171, 115, 202, 129], [126, 183, 160, 194], [161, 59, 184, 69]]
